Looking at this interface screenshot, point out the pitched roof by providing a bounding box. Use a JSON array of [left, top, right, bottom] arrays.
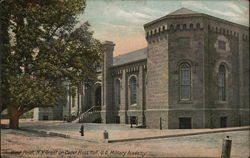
[[168, 7, 199, 16], [144, 8, 202, 27], [113, 48, 147, 66]]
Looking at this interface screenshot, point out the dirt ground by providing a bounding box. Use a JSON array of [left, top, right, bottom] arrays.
[[1, 128, 249, 158]]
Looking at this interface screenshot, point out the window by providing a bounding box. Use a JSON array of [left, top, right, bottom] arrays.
[[170, 24, 174, 31], [178, 37, 190, 48], [114, 79, 121, 106], [115, 116, 120, 124], [183, 24, 187, 29], [130, 76, 137, 105], [43, 115, 48, 120], [218, 65, 226, 101], [130, 116, 137, 125], [179, 117, 192, 129], [218, 40, 226, 50], [190, 24, 193, 29], [180, 63, 191, 100], [176, 24, 180, 30], [196, 23, 200, 29]]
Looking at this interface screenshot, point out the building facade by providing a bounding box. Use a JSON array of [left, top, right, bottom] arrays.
[[34, 8, 249, 129]]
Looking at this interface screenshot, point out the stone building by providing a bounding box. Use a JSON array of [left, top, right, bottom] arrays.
[[34, 8, 249, 129]]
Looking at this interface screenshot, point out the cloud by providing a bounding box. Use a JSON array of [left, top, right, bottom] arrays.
[[104, 6, 157, 24], [181, 1, 249, 25], [223, 2, 246, 15], [140, 7, 166, 15]]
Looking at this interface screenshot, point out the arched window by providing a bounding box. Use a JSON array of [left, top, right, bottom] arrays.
[[130, 76, 137, 105], [196, 23, 200, 29], [190, 24, 193, 29], [170, 24, 174, 31], [218, 65, 226, 101], [114, 79, 121, 106], [180, 63, 191, 100], [183, 24, 187, 29]]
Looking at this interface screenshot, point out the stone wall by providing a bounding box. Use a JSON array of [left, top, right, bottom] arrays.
[[111, 61, 147, 125], [144, 13, 249, 129]]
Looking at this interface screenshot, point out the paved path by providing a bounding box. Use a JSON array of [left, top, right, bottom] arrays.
[[8, 120, 249, 143]]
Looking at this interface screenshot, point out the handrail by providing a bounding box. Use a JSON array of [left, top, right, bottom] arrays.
[[81, 106, 101, 116], [72, 106, 101, 123]]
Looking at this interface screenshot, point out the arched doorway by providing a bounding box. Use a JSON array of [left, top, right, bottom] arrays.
[[95, 86, 101, 107]]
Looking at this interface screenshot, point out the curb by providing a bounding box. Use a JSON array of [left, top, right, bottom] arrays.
[[19, 127, 250, 143], [108, 127, 250, 143], [19, 128, 105, 143]]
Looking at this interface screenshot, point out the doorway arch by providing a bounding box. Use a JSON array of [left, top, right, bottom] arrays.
[[91, 82, 102, 107], [95, 86, 101, 107]]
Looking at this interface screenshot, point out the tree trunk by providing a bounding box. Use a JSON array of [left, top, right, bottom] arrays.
[[8, 106, 20, 129]]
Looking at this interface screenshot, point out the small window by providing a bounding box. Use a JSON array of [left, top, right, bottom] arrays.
[[218, 40, 226, 50], [196, 23, 200, 29], [183, 24, 187, 29], [115, 116, 120, 124], [176, 24, 180, 30], [179, 117, 192, 129], [190, 24, 193, 29], [43, 115, 48, 120], [178, 37, 190, 48], [170, 24, 174, 31], [130, 116, 137, 125], [130, 76, 137, 105]]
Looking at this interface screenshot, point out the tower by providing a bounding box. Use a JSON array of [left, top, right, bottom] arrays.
[[101, 41, 115, 123]]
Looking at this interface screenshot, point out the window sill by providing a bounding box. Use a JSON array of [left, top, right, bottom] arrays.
[[178, 100, 193, 104], [215, 101, 227, 104], [130, 103, 137, 106]]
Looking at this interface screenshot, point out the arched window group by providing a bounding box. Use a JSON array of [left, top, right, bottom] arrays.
[[130, 76, 137, 105], [218, 65, 226, 101], [179, 63, 191, 100], [114, 79, 121, 106]]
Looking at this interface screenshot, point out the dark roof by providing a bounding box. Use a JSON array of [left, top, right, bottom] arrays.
[[113, 48, 147, 66]]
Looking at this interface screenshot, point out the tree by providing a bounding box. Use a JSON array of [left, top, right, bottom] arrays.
[[0, 0, 102, 128]]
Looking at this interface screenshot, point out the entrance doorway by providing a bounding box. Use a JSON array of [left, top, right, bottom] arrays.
[[95, 86, 101, 107], [220, 117, 227, 128], [179, 117, 192, 129]]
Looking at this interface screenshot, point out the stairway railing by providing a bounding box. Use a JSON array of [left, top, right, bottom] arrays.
[[72, 106, 101, 123]]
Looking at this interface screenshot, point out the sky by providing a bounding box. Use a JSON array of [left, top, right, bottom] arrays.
[[79, 0, 249, 56]]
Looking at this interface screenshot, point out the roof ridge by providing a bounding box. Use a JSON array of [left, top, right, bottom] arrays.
[[115, 47, 147, 58], [168, 7, 199, 16]]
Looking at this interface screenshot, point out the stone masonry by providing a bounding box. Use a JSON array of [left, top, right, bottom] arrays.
[[34, 8, 249, 129]]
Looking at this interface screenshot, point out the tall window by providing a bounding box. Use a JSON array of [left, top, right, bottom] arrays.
[[218, 65, 226, 101], [114, 79, 120, 106], [130, 76, 137, 105], [180, 63, 191, 100]]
